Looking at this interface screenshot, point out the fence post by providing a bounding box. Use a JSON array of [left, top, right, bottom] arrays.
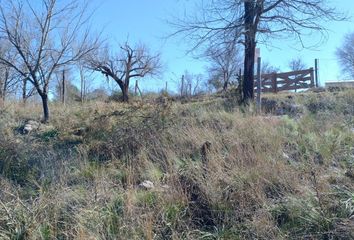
[[135, 80, 138, 95], [315, 59, 319, 87], [181, 75, 184, 97], [272, 73, 277, 93], [310, 67, 315, 88], [256, 57, 262, 113]]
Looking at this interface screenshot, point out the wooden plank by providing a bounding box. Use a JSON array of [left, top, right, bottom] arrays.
[[276, 69, 312, 77], [278, 84, 310, 91], [309, 67, 315, 87], [272, 73, 277, 93]]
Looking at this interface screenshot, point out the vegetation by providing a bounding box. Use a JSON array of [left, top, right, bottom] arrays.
[[0, 89, 353, 239], [337, 31, 354, 79], [170, 0, 345, 101], [0, 1, 353, 239]]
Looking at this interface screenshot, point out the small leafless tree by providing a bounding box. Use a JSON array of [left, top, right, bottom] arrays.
[[336, 32, 354, 79], [288, 57, 307, 91], [205, 42, 242, 91], [0, 41, 19, 105], [87, 43, 161, 102], [0, 0, 100, 122], [170, 0, 345, 102], [0, 66, 18, 105], [78, 62, 92, 103], [20, 76, 36, 104], [261, 61, 279, 75], [179, 71, 204, 97], [289, 57, 307, 72]]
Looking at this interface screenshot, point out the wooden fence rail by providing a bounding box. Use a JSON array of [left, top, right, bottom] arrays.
[[255, 68, 315, 93]]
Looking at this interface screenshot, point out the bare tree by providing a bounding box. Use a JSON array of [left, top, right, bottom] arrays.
[[0, 66, 17, 105], [87, 42, 161, 102], [261, 61, 279, 75], [21, 76, 36, 104], [287, 57, 308, 92], [178, 71, 205, 97], [78, 63, 90, 103], [170, 0, 345, 102], [205, 42, 242, 91], [0, 41, 19, 105], [289, 57, 307, 71], [0, 0, 100, 122], [336, 32, 354, 79]]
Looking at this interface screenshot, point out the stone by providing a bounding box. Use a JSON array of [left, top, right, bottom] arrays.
[[139, 180, 154, 190], [276, 102, 303, 116], [261, 98, 278, 113], [22, 120, 40, 134]]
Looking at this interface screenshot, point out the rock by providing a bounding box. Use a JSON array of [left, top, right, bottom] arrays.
[[139, 180, 154, 190], [261, 98, 303, 116], [161, 184, 170, 190], [282, 152, 290, 160], [22, 120, 40, 134], [73, 127, 86, 136], [261, 98, 278, 113], [276, 102, 303, 116], [314, 152, 324, 165], [345, 169, 354, 180]]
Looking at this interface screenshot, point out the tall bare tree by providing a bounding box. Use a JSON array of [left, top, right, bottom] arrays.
[[289, 57, 307, 72], [78, 63, 90, 103], [87, 42, 161, 102], [0, 0, 99, 122], [336, 32, 354, 79], [205, 42, 242, 91], [261, 61, 279, 75], [178, 70, 204, 97], [0, 41, 18, 105], [21, 76, 36, 104], [171, 0, 345, 102]]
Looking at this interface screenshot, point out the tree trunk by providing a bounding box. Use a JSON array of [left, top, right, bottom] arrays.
[[1, 91, 5, 104], [0, 80, 4, 107], [243, 1, 256, 102], [22, 78, 27, 105], [122, 84, 129, 102], [223, 71, 229, 91], [62, 69, 66, 105], [41, 94, 50, 123], [80, 68, 84, 103], [243, 36, 256, 101]]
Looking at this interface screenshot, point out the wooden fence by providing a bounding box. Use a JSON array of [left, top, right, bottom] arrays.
[[255, 68, 315, 93]]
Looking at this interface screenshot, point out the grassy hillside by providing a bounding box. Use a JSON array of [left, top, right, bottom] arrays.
[[0, 90, 354, 239]]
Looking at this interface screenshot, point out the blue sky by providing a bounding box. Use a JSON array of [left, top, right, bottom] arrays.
[[90, 0, 354, 92]]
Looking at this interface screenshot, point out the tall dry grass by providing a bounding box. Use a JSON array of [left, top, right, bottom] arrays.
[[0, 90, 354, 239]]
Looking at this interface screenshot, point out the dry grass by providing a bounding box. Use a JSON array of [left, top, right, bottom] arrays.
[[0, 90, 354, 239]]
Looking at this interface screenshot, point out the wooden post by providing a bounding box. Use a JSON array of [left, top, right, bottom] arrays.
[[256, 57, 262, 113], [80, 67, 84, 103], [310, 67, 315, 88], [135, 80, 138, 95], [181, 75, 184, 97], [272, 73, 277, 93], [315, 59, 319, 87]]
